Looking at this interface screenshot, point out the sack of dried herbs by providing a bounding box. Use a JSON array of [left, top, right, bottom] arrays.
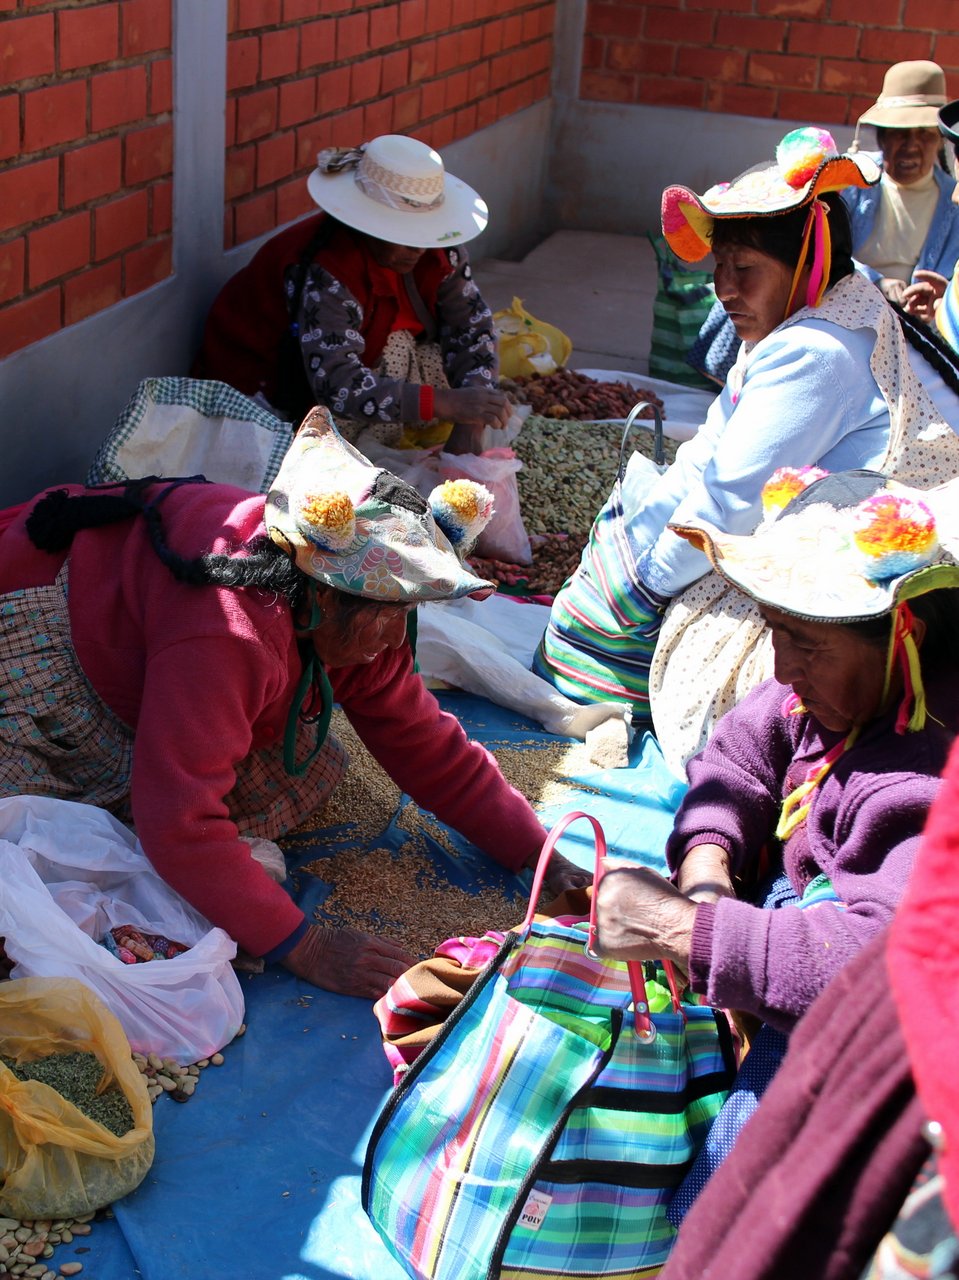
[[0, 976, 154, 1219]]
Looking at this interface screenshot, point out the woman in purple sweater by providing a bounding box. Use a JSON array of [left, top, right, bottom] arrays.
[[0, 408, 586, 1000], [595, 466, 959, 1029]]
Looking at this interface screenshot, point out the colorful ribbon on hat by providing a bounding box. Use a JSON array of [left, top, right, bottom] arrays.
[[884, 601, 927, 735], [775, 725, 860, 841], [785, 197, 832, 318]]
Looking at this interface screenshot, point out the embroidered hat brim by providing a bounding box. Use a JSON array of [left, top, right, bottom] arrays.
[[307, 163, 488, 249], [661, 150, 880, 264], [671, 473, 959, 623], [265, 408, 495, 603]]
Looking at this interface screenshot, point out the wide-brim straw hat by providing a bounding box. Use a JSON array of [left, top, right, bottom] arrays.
[[265, 408, 496, 603], [306, 134, 488, 249], [859, 60, 947, 129], [661, 127, 880, 263], [670, 468, 959, 623]]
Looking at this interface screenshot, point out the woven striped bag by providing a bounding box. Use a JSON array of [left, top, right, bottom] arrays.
[[362, 812, 735, 1280]]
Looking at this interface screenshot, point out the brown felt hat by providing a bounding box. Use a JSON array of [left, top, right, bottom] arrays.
[[859, 60, 947, 129]]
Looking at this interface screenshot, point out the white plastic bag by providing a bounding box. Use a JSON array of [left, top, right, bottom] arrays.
[[354, 433, 533, 565], [0, 796, 245, 1065], [417, 599, 630, 740], [437, 447, 532, 564]]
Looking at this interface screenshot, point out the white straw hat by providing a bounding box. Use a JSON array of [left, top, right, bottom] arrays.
[[306, 134, 489, 249]]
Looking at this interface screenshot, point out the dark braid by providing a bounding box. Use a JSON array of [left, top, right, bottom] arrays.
[[26, 478, 158, 551], [26, 477, 307, 609], [891, 300, 959, 399]]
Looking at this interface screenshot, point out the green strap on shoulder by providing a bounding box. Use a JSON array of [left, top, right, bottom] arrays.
[[282, 595, 418, 775], [282, 650, 334, 778]]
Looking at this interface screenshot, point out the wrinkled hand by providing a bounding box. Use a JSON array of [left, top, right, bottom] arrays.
[[434, 386, 512, 430], [902, 270, 949, 325], [594, 859, 697, 969], [525, 848, 593, 900], [281, 923, 414, 999]]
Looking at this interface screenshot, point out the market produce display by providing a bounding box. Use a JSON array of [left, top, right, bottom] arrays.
[[504, 368, 665, 421], [469, 413, 679, 596]]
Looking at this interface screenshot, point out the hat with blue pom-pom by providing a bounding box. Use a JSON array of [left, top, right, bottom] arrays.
[[661, 127, 880, 265], [670, 468, 959, 623], [265, 406, 496, 602], [672, 468, 959, 734]]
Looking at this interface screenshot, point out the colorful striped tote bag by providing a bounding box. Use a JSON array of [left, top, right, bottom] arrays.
[[362, 812, 736, 1280]]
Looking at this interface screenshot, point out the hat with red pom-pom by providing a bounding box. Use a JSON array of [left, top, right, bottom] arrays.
[[265, 407, 496, 602], [661, 127, 879, 265]]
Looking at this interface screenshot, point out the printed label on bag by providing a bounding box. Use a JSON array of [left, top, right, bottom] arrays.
[[518, 1189, 552, 1230]]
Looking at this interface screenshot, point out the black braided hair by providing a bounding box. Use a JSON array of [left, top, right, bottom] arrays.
[[890, 300, 959, 400], [26, 477, 307, 610]]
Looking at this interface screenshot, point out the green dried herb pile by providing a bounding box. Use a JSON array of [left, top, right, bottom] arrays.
[[1, 1051, 135, 1137]]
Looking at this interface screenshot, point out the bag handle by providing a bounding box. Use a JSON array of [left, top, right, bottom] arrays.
[[520, 811, 679, 1042], [618, 400, 665, 479]]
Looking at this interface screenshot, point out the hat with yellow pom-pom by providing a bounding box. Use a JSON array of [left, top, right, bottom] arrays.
[[661, 127, 880, 265], [759, 466, 829, 522], [265, 406, 496, 602]]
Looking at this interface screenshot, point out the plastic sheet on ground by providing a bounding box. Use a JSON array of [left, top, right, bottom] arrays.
[[70, 692, 687, 1280]]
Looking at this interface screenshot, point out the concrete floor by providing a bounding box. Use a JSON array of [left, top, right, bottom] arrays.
[[476, 230, 657, 375]]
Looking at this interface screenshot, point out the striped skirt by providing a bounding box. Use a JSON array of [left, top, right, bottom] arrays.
[[532, 481, 665, 720]]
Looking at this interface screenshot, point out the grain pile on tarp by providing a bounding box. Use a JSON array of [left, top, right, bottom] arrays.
[[291, 713, 604, 958]]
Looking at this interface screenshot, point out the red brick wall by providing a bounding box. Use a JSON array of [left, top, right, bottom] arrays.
[[582, 0, 957, 126], [223, 0, 555, 249], [0, 0, 173, 360]]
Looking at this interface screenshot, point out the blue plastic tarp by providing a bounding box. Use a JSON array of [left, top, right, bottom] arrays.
[[70, 693, 686, 1280]]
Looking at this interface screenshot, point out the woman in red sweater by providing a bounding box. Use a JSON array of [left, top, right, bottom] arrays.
[[0, 409, 585, 998]]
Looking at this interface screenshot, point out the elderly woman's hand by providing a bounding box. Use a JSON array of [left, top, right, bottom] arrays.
[[879, 277, 909, 306], [902, 269, 949, 325], [524, 848, 593, 900], [282, 923, 414, 999], [594, 859, 698, 970], [435, 386, 512, 431]]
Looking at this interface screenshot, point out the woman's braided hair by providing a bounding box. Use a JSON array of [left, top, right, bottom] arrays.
[[891, 300, 959, 399], [26, 477, 308, 611]]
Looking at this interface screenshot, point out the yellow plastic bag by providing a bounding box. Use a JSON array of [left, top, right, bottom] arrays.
[[494, 296, 573, 379], [0, 976, 155, 1219]]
